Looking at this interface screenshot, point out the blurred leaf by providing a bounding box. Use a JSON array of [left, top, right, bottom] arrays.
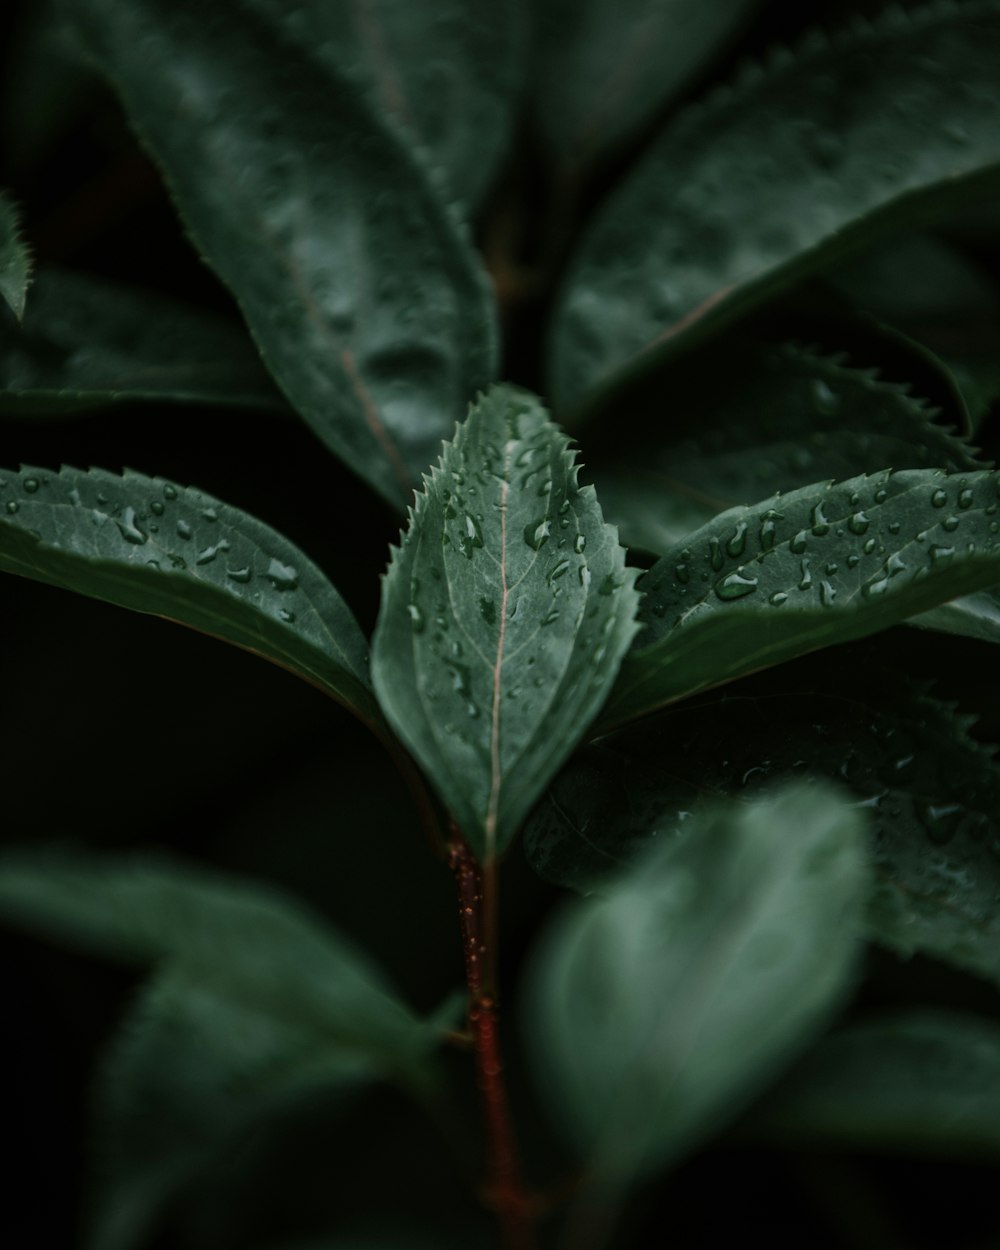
[[603, 468, 1000, 729], [68, 0, 497, 506], [533, 0, 762, 174], [749, 1010, 1000, 1159], [90, 969, 395, 1250], [243, 0, 525, 213], [591, 343, 981, 554], [372, 386, 639, 859], [0, 192, 31, 321], [551, 3, 1000, 411], [0, 465, 377, 723], [830, 231, 1000, 429], [912, 585, 1000, 644], [525, 783, 867, 1188], [0, 269, 283, 415], [528, 651, 1000, 985]]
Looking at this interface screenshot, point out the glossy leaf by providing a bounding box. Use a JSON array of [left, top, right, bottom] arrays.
[[0, 269, 283, 414], [591, 343, 981, 554], [525, 783, 867, 1185], [533, 0, 761, 174], [0, 465, 377, 723], [603, 468, 1000, 729], [242, 0, 524, 213], [89, 969, 393, 1250], [69, 0, 497, 506], [751, 1010, 1000, 1159], [528, 649, 1000, 986], [0, 192, 31, 320], [0, 851, 443, 1059], [552, 2, 1000, 410], [372, 385, 640, 860]]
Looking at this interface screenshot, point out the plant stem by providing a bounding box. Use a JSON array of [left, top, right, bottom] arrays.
[[449, 829, 537, 1250]]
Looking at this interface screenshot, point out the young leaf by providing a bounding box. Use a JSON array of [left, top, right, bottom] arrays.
[[0, 465, 377, 723], [89, 968, 397, 1250], [0, 851, 442, 1059], [372, 386, 640, 860], [749, 1010, 1000, 1159], [524, 783, 868, 1188], [603, 468, 1000, 729], [0, 269, 284, 414], [551, 2, 1000, 411], [241, 0, 525, 214], [590, 343, 981, 553], [527, 650, 1000, 988], [68, 0, 497, 507], [533, 0, 762, 175], [0, 191, 31, 321]]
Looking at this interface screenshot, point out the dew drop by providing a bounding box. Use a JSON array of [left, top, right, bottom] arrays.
[[812, 379, 840, 415], [176, 519, 193, 540], [278, 608, 296, 624], [709, 537, 724, 571], [799, 559, 812, 591], [150, 500, 165, 517], [790, 529, 809, 555], [769, 591, 788, 606], [931, 488, 948, 508], [726, 521, 748, 557], [408, 603, 425, 632], [524, 519, 550, 550], [847, 553, 860, 568], [759, 510, 782, 550], [942, 515, 960, 533], [715, 570, 759, 600], [5, 500, 18, 515], [811, 502, 830, 537], [202, 507, 219, 523], [22, 477, 39, 494], [458, 513, 484, 559], [163, 484, 178, 500], [541, 609, 560, 626], [958, 488, 974, 510], [929, 544, 955, 565], [848, 511, 869, 535], [874, 486, 888, 504], [549, 558, 571, 582], [820, 580, 837, 607], [266, 558, 299, 591], [574, 534, 586, 554], [863, 537, 877, 555], [116, 506, 148, 545], [196, 541, 230, 566], [227, 566, 253, 584]]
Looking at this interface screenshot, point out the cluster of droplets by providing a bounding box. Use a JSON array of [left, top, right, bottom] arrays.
[[0, 472, 302, 627], [646, 473, 999, 625]]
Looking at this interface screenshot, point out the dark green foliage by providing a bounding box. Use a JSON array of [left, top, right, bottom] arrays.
[[3, 2, 1000, 1248]]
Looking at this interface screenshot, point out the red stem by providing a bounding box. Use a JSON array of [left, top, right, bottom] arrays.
[[449, 830, 537, 1250]]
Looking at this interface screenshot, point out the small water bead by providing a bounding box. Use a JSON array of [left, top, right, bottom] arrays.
[[769, 591, 788, 606], [541, 609, 560, 626], [176, 519, 193, 540], [22, 477, 39, 494], [958, 488, 975, 509], [227, 566, 253, 584], [278, 608, 296, 624], [675, 562, 690, 584], [874, 486, 888, 504], [202, 507, 219, 523], [942, 515, 960, 533], [929, 544, 955, 564], [196, 540, 230, 565], [709, 537, 724, 571], [458, 514, 483, 559], [799, 559, 812, 590], [812, 379, 840, 415], [524, 519, 550, 550], [825, 562, 838, 575], [117, 506, 148, 545], [847, 554, 860, 568], [408, 604, 425, 632], [163, 484, 178, 501], [888, 521, 901, 535], [790, 530, 809, 555], [150, 500, 165, 517], [715, 570, 758, 600], [549, 559, 571, 582], [266, 558, 298, 590], [848, 511, 870, 535], [931, 488, 948, 508], [574, 534, 586, 554], [810, 502, 830, 537], [759, 510, 782, 550], [726, 522, 748, 557], [5, 500, 17, 514], [820, 580, 837, 607]]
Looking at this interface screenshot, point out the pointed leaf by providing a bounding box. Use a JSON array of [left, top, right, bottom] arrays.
[[750, 1010, 1000, 1159], [242, 0, 525, 213], [0, 192, 31, 321], [68, 0, 497, 506], [603, 468, 1000, 729], [0, 465, 377, 722], [552, 2, 1000, 411], [90, 968, 397, 1250], [0, 269, 283, 414], [912, 585, 1000, 643], [372, 386, 640, 860], [591, 343, 981, 554], [533, 0, 762, 174], [525, 783, 868, 1185], [528, 649, 1000, 986]]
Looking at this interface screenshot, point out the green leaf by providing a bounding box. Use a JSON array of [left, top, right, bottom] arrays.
[[0, 269, 284, 414], [590, 343, 981, 554], [69, 0, 497, 507], [372, 385, 640, 860], [527, 648, 1000, 986], [603, 468, 1000, 729], [750, 1010, 1000, 1159], [524, 783, 868, 1188], [912, 585, 1000, 644], [0, 192, 31, 321], [533, 0, 762, 174], [0, 465, 377, 723], [0, 851, 441, 1058], [830, 231, 1000, 429], [551, 2, 1000, 411], [90, 968, 398, 1250], [242, 0, 524, 214]]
